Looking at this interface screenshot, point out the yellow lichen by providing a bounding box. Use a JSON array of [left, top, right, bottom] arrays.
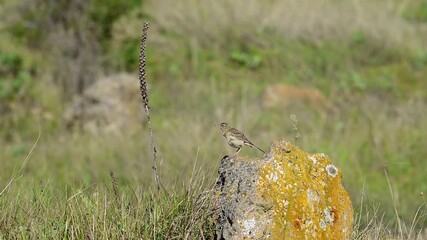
[[257, 140, 353, 239]]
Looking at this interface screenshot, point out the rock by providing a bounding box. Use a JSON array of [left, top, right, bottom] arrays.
[[214, 140, 353, 239], [261, 84, 331, 111], [63, 73, 145, 134]]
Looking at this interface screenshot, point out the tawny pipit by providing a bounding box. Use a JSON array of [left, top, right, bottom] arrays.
[[219, 122, 265, 157]]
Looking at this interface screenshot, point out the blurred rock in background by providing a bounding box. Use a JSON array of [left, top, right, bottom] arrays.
[[261, 83, 332, 112], [63, 73, 145, 134]]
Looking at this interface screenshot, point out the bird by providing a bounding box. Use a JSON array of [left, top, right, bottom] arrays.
[[219, 122, 265, 157]]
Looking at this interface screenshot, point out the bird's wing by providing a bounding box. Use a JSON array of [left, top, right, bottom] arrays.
[[228, 128, 265, 153], [228, 128, 250, 142]]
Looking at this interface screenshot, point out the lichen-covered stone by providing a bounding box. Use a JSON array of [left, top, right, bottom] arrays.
[[214, 140, 353, 239]]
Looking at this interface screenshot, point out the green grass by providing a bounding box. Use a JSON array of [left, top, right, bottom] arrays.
[[1, 78, 426, 238], [0, 177, 215, 238]]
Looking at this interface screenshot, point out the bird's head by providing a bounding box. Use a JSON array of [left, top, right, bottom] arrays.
[[219, 122, 230, 132]]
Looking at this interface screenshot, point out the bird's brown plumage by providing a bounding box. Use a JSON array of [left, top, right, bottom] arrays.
[[219, 122, 265, 156]]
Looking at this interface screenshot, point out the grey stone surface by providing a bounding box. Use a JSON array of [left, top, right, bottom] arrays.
[[214, 156, 272, 240]]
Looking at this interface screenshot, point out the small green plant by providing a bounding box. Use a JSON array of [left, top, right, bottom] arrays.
[[0, 51, 33, 100], [351, 31, 367, 44], [230, 48, 262, 69], [89, 0, 143, 47]]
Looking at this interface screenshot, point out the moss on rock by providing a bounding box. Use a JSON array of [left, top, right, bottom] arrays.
[[258, 140, 353, 239]]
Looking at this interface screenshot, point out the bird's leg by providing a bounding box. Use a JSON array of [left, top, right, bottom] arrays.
[[232, 147, 242, 157]]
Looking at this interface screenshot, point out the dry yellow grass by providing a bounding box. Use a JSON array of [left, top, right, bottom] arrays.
[[141, 0, 420, 48]]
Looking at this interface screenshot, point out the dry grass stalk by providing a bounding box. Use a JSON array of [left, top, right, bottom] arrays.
[[110, 171, 121, 209], [139, 21, 161, 192], [290, 114, 301, 144]]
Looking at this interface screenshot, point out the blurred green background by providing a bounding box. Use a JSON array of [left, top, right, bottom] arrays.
[[1, 0, 427, 236]]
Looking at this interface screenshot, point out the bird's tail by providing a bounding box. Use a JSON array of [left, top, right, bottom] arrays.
[[247, 142, 265, 153]]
